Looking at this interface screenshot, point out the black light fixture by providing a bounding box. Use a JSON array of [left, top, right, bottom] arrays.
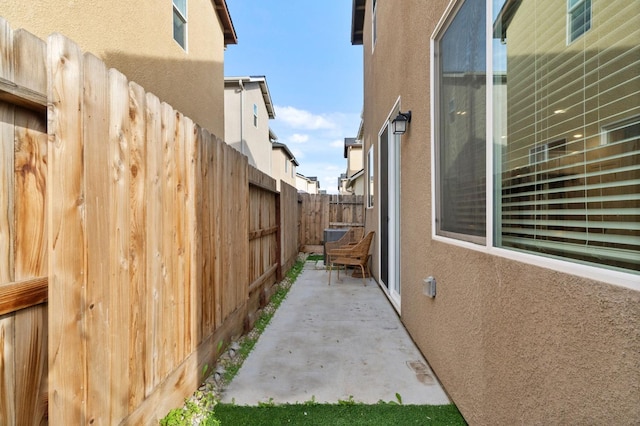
[[392, 111, 412, 135]]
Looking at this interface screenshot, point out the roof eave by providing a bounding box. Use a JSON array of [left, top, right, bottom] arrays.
[[351, 0, 365, 45], [212, 0, 238, 46]]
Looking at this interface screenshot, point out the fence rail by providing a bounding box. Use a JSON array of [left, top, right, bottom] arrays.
[[0, 20, 299, 425]]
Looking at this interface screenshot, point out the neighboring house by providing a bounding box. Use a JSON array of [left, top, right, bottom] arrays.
[[352, 0, 639, 424], [339, 136, 365, 195], [0, 0, 237, 136], [224, 75, 276, 174], [271, 140, 299, 190], [295, 173, 321, 194]]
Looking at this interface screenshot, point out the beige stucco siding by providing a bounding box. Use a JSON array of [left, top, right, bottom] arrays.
[[0, 0, 226, 135], [271, 148, 296, 190], [224, 80, 273, 174], [358, 0, 640, 424]]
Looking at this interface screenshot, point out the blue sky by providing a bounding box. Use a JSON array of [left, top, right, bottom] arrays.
[[224, 1, 363, 193]]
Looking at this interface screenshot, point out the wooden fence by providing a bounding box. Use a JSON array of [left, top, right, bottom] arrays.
[[0, 21, 299, 425], [298, 194, 365, 247], [0, 22, 49, 426]]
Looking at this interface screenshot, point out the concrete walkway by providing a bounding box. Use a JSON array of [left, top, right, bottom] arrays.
[[221, 260, 450, 406]]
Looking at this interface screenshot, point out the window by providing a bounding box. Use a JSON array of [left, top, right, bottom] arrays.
[[367, 147, 374, 208], [173, 0, 187, 49], [253, 104, 258, 127], [568, 0, 591, 43], [494, 0, 640, 273], [372, 0, 377, 49], [285, 158, 288, 173], [434, 0, 487, 244]]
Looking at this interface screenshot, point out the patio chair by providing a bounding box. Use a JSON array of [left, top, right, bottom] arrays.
[[324, 227, 364, 266], [327, 231, 374, 286]]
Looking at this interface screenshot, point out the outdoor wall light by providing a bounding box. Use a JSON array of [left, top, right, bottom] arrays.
[[392, 111, 412, 135]]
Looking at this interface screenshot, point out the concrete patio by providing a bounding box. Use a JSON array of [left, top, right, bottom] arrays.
[[221, 259, 450, 406]]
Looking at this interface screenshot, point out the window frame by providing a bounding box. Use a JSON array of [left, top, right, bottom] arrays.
[[372, 0, 378, 52], [253, 104, 258, 128], [429, 0, 639, 290], [431, 0, 487, 245], [567, 0, 591, 44], [173, 0, 187, 50], [367, 146, 374, 208]]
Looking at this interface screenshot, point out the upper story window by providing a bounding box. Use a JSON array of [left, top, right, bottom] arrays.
[[253, 104, 258, 127], [173, 0, 187, 49], [285, 158, 288, 173], [568, 0, 591, 43], [372, 0, 378, 50]]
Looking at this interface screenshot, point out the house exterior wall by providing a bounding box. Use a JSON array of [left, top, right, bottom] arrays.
[[357, 1, 640, 424], [224, 80, 273, 174], [347, 145, 363, 176], [1, 0, 229, 136], [271, 148, 296, 191]]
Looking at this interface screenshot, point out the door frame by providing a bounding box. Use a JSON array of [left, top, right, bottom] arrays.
[[377, 99, 402, 311]]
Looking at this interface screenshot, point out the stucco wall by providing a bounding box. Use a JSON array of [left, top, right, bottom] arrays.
[[0, 0, 226, 136], [224, 80, 273, 173], [358, 0, 640, 424], [271, 148, 296, 191]]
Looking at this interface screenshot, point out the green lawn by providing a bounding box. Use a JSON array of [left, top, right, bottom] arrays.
[[213, 403, 466, 425]]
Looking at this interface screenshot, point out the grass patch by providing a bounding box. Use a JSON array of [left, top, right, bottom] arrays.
[[306, 253, 325, 262], [213, 403, 466, 425]]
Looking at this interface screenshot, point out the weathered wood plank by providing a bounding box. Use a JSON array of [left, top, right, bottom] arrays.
[[47, 32, 86, 425], [0, 102, 14, 285], [13, 29, 47, 96], [0, 17, 14, 81], [128, 81, 147, 411], [82, 51, 111, 425], [213, 137, 223, 326], [247, 263, 278, 294], [187, 120, 201, 351], [249, 225, 279, 241], [14, 107, 47, 280], [174, 111, 187, 363], [0, 312, 16, 425], [0, 277, 47, 315], [160, 101, 176, 381], [144, 92, 163, 392], [14, 304, 48, 425], [108, 67, 131, 421]]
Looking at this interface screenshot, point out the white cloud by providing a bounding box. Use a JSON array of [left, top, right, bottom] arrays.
[[329, 139, 343, 148], [291, 147, 304, 159], [289, 133, 309, 144], [275, 106, 336, 130]]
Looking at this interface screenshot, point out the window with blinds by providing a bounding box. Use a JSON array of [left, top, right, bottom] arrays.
[[434, 0, 487, 244], [494, 0, 640, 273]]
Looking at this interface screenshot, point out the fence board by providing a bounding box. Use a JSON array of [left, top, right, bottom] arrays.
[[128, 81, 147, 411], [83, 51, 111, 424], [159, 101, 176, 383], [107, 67, 132, 421], [0, 103, 14, 284], [14, 304, 48, 425], [47, 32, 86, 425], [280, 181, 299, 272], [144, 92, 163, 392], [0, 312, 16, 425]]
